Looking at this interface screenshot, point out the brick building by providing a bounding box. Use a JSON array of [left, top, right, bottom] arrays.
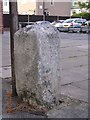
[[0, 1, 3, 33], [36, 1, 71, 16], [3, 0, 71, 16]]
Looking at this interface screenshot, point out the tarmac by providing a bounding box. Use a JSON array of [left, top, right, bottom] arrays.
[[0, 31, 89, 119]]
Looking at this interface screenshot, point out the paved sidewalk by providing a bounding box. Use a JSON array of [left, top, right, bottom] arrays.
[[1, 31, 88, 118]]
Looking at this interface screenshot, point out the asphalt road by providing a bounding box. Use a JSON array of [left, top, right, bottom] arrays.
[[60, 32, 88, 41]]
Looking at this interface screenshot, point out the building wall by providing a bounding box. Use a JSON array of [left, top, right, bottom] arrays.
[[3, 0, 36, 15], [18, 1, 36, 15], [36, 1, 71, 16], [0, 1, 3, 33], [3, 0, 71, 16]]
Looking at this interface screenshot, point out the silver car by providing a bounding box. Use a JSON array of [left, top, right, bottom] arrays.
[[81, 20, 90, 33], [62, 18, 87, 28]]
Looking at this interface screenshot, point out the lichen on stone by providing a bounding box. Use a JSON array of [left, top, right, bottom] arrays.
[[14, 21, 61, 108]]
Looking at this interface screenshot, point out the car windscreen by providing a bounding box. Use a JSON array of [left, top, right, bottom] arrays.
[[64, 19, 73, 23]]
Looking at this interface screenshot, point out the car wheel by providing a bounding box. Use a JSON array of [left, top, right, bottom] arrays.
[[79, 30, 82, 33]]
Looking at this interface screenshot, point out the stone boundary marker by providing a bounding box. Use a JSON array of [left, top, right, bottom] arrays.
[[14, 21, 61, 108]]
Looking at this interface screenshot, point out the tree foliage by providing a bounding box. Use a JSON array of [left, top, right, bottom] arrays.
[[78, 2, 86, 9], [72, 12, 90, 20], [86, 1, 90, 10], [78, 1, 90, 10]]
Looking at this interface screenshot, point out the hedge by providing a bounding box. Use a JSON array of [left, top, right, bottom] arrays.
[[72, 12, 90, 20]]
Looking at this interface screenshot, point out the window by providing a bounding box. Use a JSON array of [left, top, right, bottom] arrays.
[[4, 0, 7, 6], [74, 2, 78, 6], [50, 0, 54, 6], [64, 19, 73, 23], [73, 11, 76, 14]]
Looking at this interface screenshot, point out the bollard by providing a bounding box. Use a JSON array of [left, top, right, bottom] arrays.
[[7, 91, 12, 113], [14, 21, 61, 107]]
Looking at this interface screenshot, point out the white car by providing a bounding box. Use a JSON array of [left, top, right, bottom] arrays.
[[51, 20, 64, 28], [62, 18, 87, 28]]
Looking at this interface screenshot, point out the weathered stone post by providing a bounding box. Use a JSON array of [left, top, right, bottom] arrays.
[[14, 21, 61, 108]]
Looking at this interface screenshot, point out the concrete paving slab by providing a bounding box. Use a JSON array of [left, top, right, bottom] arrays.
[[3, 112, 46, 118], [61, 66, 88, 85], [61, 56, 88, 70], [61, 85, 88, 102], [0, 115, 2, 120], [61, 37, 88, 43], [61, 73, 88, 85], [0, 34, 2, 73], [61, 42, 88, 48], [0, 68, 2, 78], [61, 50, 88, 59], [47, 102, 88, 118], [0, 78, 2, 119], [2, 46, 11, 67], [2, 57, 11, 67], [61, 47, 88, 58], [1, 66, 11, 78], [2, 77, 46, 119], [71, 80, 88, 91], [77, 45, 88, 49], [63, 65, 88, 73], [2, 31, 11, 67], [61, 44, 88, 56], [60, 32, 88, 41], [61, 45, 88, 51]]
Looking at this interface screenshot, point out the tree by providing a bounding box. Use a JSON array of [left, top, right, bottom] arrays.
[[86, 1, 90, 11], [78, 1, 90, 11], [9, 1, 19, 96], [78, 1, 86, 11]]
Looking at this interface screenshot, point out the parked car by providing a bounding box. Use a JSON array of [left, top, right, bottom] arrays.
[[51, 20, 64, 28], [84, 20, 90, 26], [36, 21, 51, 24], [62, 18, 87, 28], [19, 22, 34, 27], [81, 20, 90, 33]]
